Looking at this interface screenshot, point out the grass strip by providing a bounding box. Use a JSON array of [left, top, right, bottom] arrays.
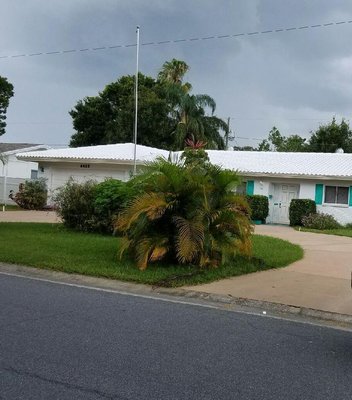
[[0, 223, 303, 287]]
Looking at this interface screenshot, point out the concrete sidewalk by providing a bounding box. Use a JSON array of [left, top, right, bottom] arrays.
[[0, 210, 60, 223], [187, 225, 352, 315]]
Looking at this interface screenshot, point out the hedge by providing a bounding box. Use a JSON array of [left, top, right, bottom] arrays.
[[246, 195, 269, 222], [289, 199, 316, 226]]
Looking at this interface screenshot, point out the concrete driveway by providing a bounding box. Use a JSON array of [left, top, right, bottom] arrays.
[[0, 210, 60, 223], [188, 225, 352, 315]]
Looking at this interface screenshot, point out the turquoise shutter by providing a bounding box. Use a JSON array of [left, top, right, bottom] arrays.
[[315, 184, 323, 205], [246, 181, 254, 195], [349, 187, 352, 207]]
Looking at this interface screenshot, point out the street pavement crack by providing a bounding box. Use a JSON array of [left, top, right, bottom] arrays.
[[1, 365, 129, 400]]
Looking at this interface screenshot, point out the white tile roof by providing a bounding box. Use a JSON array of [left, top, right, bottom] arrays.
[[205, 150, 352, 178], [17, 143, 169, 163], [17, 143, 352, 179]]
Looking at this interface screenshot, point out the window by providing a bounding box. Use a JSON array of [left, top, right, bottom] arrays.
[[324, 186, 349, 205], [30, 169, 38, 180], [236, 182, 247, 195], [80, 164, 90, 169]]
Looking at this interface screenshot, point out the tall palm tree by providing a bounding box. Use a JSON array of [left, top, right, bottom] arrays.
[[169, 89, 226, 149], [158, 59, 191, 89], [158, 59, 226, 150]]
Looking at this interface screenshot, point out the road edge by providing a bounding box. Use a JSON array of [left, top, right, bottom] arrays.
[[1, 262, 352, 329]]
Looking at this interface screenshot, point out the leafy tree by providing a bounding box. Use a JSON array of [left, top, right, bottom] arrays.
[[70, 74, 173, 149], [70, 59, 226, 150], [116, 147, 252, 270], [0, 76, 14, 136], [308, 118, 352, 153], [258, 127, 307, 152]]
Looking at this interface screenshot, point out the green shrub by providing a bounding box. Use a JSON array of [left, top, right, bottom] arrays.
[[302, 212, 341, 230], [54, 179, 97, 231], [289, 199, 316, 226], [9, 179, 47, 210], [246, 195, 269, 222], [54, 178, 137, 233], [93, 179, 138, 233]]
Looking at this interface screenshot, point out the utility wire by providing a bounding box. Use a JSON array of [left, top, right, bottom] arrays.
[[1, 19, 351, 60]]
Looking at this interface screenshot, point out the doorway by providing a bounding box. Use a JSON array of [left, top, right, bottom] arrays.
[[271, 183, 299, 224]]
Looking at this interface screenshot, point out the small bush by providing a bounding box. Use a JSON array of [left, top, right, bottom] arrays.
[[289, 199, 316, 226], [93, 179, 138, 233], [246, 195, 269, 222], [54, 178, 137, 233], [344, 222, 352, 229], [9, 179, 47, 210], [54, 179, 97, 231], [302, 212, 341, 230]]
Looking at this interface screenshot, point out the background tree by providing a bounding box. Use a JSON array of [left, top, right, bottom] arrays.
[[258, 127, 308, 152], [0, 76, 14, 136], [70, 59, 226, 150], [158, 60, 226, 149], [157, 58, 191, 93], [70, 74, 173, 149], [307, 118, 352, 153]]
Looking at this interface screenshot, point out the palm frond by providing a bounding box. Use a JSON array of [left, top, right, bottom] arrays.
[[173, 216, 204, 263], [116, 192, 174, 231]]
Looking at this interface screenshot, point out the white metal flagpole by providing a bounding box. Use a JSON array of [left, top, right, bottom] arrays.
[[133, 26, 140, 176]]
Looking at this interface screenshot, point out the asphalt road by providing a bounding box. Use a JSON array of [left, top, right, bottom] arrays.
[[1, 273, 352, 400]]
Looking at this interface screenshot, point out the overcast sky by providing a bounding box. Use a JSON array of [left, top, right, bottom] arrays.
[[1, 0, 352, 148]]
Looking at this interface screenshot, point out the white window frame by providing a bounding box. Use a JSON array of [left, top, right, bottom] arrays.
[[323, 185, 349, 207]]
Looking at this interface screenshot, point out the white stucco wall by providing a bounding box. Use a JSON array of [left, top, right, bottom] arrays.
[[38, 161, 133, 202], [246, 176, 352, 225], [1, 154, 39, 179]]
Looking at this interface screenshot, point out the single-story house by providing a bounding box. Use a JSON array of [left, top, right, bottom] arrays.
[[1, 143, 51, 204], [17, 143, 352, 225]]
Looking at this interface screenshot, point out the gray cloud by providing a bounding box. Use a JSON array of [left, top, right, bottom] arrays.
[[1, 0, 352, 147]]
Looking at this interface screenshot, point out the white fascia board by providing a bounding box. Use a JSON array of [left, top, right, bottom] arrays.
[[239, 172, 352, 181]]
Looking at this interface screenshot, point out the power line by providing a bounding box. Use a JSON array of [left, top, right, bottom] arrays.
[[1, 19, 352, 60], [228, 117, 335, 121]]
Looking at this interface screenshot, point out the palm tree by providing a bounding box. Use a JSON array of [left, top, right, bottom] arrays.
[[116, 152, 252, 270], [170, 90, 226, 149], [158, 59, 191, 89], [158, 59, 226, 150]]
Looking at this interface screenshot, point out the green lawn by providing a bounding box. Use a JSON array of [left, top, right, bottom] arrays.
[[2, 205, 21, 211], [0, 223, 303, 287], [298, 227, 352, 238]]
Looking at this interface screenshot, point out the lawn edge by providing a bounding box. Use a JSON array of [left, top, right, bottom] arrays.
[[1, 261, 352, 330]]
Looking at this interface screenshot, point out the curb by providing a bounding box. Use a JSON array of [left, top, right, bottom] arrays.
[[156, 287, 352, 325], [1, 262, 352, 327]]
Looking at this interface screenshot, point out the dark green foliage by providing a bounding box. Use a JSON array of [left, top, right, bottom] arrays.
[[54, 180, 97, 231], [69, 74, 173, 149], [9, 179, 47, 210], [246, 195, 269, 222], [93, 179, 138, 233], [258, 127, 308, 152], [69, 59, 226, 150], [54, 178, 137, 233], [0, 76, 14, 136], [289, 199, 316, 226], [302, 213, 341, 230], [308, 118, 352, 153]]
